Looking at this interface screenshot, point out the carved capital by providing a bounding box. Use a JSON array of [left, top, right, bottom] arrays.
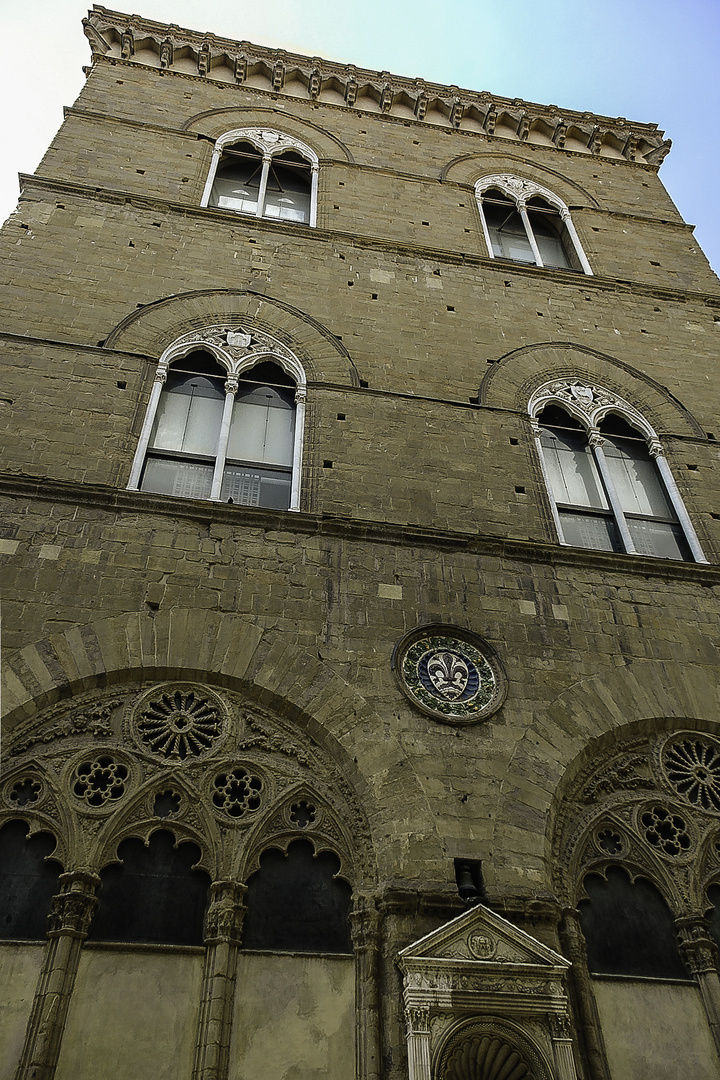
[[549, 1011, 573, 1040], [676, 916, 719, 976], [405, 1004, 430, 1037], [204, 880, 247, 946], [47, 871, 100, 936]]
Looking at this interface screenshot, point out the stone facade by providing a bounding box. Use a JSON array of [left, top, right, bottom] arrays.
[[2, 7, 720, 1080]]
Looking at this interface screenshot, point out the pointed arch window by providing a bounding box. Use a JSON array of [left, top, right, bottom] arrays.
[[201, 129, 318, 227], [476, 174, 592, 274], [128, 339, 307, 512], [530, 381, 706, 562]]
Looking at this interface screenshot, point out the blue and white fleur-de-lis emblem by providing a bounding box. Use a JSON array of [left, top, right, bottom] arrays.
[[425, 651, 469, 700]]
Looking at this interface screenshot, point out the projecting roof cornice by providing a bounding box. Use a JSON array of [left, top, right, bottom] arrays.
[[85, 6, 670, 166]]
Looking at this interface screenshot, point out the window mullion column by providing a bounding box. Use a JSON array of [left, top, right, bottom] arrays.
[[210, 375, 238, 501], [310, 164, 319, 227], [477, 198, 495, 260], [590, 431, 636, 553], [559, 207, 593, 275], [256, 156, 271, 217], [651, 444, 708, 562], [532, 420, 568, 544], [289, 385, 306, 511], [128, 366, 167, 489], [518, 201, 544, 267], [200, 146, 222, 207]]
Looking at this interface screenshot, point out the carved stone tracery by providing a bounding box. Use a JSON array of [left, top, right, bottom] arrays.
[[83, 10, 670, 165], [2, 680, 373, 890]]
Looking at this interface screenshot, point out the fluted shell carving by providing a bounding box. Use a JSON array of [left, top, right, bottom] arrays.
[[444, 1035, 532, 1080]]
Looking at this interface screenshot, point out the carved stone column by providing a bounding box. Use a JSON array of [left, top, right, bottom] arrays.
[[676, 916, 720, 1057], [559, 908, 611, 1080], [15, 870, 100, 1080], [192, 881, 246, 1080], [549, 1012, 579, 1080], [404, 1004, 431, 1080], [350, 892, 382, 1080]]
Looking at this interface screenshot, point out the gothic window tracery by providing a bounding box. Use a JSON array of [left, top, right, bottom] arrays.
[[552, 725, 720, 1075], [0, 821, 62, 940], [528, 379, 706, 561], [201, 128, 319, 227], [475, 174, 592, 274], [127, 326, 308, 512], [0, 680, 370, 947]]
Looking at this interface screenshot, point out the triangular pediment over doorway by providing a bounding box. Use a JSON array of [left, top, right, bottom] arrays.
[[398, 906, 577, 1080], [399, 902, 569, 971]]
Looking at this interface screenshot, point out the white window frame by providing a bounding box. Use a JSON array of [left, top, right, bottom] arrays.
[[201, 128, 319, 227], [475, 174, 592, 275], [529, 379, 706, 562], [128, 327, 307, 511]]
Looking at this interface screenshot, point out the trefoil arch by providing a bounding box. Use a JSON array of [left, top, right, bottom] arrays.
[[528, 378, 706, 562], [475, 173, 592, 274], [201, 127, 319, 226], [127, 324, 307, 511]]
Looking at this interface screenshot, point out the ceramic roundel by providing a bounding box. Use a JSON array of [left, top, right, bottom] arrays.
[[393, 626, 506, 724]]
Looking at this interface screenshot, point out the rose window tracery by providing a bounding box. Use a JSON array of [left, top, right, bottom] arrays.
[[134, 688, 223, 760], [290, 800, 316, 827], [8, 777, 42, 807], [153, 790, 181, 818], [641, 805, 691, 856], [212, 768, 263, 818], [662, 737, 720, 813], [73, 756, 128, 807], [596, 828, 622, 855]]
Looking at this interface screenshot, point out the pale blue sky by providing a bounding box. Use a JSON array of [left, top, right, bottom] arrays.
[[2, 0, 719, 272]]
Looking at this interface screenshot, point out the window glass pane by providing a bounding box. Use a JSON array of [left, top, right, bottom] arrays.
[[210, 176, 260, 215], [221, 465, 291, 510], [527, 207, 571, 269], [627, 518, 691, 561], [483, 199, 535, 263], [558, 510, 621, 552], [181, 394, 224, 456], [263, 158, 311, 223], [209, 144, 262, 214], [141, 457, 214, 500], [228, 385, 295, 466], [540, 428, 609, 509], [150, 373, 224, 457], [150, 392, 191, 452], [602, 436, 675, 518]]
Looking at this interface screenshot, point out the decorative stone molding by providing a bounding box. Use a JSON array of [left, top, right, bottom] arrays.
[[2, 681, 374, 889], [47, 871, 100, 937], [398, 904, 576, 1080], [552, 728, 720, 912], [392, 624, 507, 726], [83, 6, 670, 165], [528, 379, 658, 443]]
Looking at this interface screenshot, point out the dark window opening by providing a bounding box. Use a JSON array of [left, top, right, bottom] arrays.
[[243, 838, 352, 953], [89, 829, 210, 945], [578, 866, 688, 979], [0, 820, 62, 940]]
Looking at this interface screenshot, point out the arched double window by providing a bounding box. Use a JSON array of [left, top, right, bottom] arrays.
[[530, 380, 706, 561], [475, 174, 592, 274], [128, 330, 306, 511], [201, 128, 318, 226]]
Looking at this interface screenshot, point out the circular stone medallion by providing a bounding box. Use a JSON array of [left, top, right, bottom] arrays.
[[393, 626, 506, 724]]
